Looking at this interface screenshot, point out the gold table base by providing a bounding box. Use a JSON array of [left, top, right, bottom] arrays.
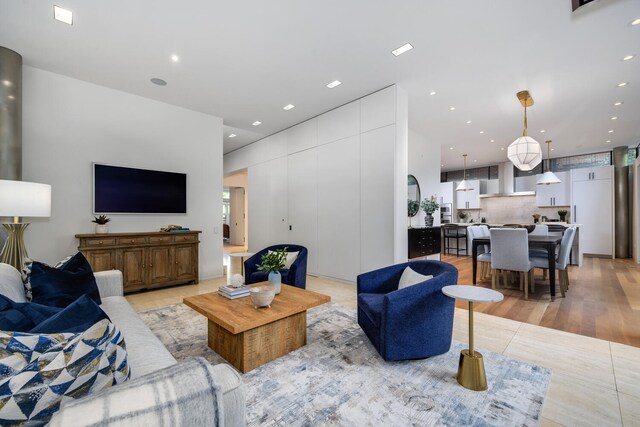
[[456, 300, 488, 391], [0, 222, 30, 271], [457, 349, 487, 391]]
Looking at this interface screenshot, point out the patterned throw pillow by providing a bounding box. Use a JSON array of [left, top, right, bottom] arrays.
[[0, 319, 130, 424]]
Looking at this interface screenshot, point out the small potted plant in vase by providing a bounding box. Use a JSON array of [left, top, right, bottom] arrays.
[[558, 209, 568, 222], [257, 247, 288, 294], [532, 213, 541, 224], [420, 196, 440, 227], [92, 215, 111, 234]]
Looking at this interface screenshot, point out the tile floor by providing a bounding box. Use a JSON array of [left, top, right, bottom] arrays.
[[126, 271, 639, 427]]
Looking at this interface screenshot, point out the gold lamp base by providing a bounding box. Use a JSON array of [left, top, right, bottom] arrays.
[[0, 222, 30, 271], [457, 349, 488, 391]]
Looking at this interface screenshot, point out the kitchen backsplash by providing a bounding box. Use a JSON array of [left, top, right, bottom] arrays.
[[460, 195, 571, 224]]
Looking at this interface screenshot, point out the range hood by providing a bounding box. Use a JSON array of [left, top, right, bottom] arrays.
[[480, 161, 535, 198]]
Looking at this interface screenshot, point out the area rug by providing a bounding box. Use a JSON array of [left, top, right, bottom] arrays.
[[139, 303, 550, 427]]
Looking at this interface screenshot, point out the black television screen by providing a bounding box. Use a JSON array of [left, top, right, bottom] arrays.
[[93, 164, 187, 214]]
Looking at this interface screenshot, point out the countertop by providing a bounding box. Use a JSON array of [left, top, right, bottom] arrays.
[[449, 222, 582, 227]]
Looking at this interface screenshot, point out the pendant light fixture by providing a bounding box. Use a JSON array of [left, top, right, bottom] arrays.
[[536, 140, 561, 185], [456, 154, 473, 191], [507, 90, 542, 171]]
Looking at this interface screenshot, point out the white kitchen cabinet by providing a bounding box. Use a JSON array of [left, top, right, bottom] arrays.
[[571, 165, 613, 256], [455, 180, 480, 209], [535, 171, 571, 206], [439, 182, 454, 205], [288, 149, 319, 274], [317, 101, 360, 146]]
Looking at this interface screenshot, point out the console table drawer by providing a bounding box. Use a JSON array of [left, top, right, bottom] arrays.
[[117, 237, 147, 246], [85, 238, 117, 247], [149, 235, 174, 244]]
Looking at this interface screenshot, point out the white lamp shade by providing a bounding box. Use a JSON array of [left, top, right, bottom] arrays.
[[456, 179, 474, 192], [0, 180, 51, 218], [507, 136, 542, 171], [536, 171, 561, 185]]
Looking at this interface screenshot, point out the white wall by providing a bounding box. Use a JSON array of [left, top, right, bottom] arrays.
[[21, 67, 224, 278], [408, 129, 442, 228], [224, 85, 408, 282]]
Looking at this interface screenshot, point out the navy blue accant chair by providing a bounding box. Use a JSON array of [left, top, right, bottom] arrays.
[[357, 260, 458, 361], [244, 244, 308, 289]]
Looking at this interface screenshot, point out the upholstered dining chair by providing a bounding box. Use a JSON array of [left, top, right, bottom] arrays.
[[529, 227, 576, 297], [357, 260, 458, 361], [490, 228, 534, 299], [244, 244, 308, 289], [468, 226, 491, 281]]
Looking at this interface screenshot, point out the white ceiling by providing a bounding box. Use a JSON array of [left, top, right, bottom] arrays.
[[1, 0, 639, 170]]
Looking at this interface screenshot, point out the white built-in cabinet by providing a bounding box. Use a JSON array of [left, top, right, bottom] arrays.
[[571, 165, 614, 256], [455, 180, 480, 209], [535, 171, 571, 207], [245, 86, 407, 282], [287, 149, 318, 273]]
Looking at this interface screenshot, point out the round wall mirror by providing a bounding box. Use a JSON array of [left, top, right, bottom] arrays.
[[408, 175, 421, 217]]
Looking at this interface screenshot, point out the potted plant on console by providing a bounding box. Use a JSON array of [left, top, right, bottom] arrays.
[[92, 215, 111, 234], [558, 209, 568, 222], [257, 247, 288, 294], [420, 196, 440, 227]]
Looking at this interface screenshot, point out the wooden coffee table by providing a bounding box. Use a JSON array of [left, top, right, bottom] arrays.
[[183, 283, 330, 373]]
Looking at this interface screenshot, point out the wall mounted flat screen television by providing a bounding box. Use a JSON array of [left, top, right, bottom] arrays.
[[93, 163, 187, 214]]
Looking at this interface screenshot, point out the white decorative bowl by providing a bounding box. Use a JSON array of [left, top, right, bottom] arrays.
[[249, 285, 276, 308]]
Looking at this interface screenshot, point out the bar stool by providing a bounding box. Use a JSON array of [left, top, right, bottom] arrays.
[[443, 224, 467, 256]]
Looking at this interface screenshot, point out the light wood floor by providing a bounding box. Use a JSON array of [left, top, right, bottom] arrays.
[[126, 270, 640, 427], [441, 254, 640, 348]]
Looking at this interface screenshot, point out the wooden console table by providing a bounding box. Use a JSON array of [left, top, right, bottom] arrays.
[[76, 231, 200, 293]]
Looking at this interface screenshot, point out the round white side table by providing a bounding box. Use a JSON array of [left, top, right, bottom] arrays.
[[228, 252, 255, 277], [442, 285, 503, 391]]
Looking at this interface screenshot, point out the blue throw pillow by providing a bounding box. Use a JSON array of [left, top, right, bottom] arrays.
[[0, 294, 108, 333], [30, 252, 102, 308]]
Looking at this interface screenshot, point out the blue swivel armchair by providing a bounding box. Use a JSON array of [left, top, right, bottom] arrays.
[[357, 260, 458, 361], [244, 244, 308, 289]]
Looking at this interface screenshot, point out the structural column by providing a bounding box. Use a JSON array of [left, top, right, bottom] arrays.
[[613, 146, 629, 258]]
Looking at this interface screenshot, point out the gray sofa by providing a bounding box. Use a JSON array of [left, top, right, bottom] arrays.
[[0, 263, 246, 426]]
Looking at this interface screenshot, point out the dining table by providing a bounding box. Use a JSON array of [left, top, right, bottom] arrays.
[[472, 235, 563, 299]]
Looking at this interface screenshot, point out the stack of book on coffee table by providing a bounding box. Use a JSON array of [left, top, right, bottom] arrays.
[[218, 285, 250, 300]]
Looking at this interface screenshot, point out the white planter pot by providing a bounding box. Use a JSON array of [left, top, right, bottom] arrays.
[[95, 224, 109, 234]]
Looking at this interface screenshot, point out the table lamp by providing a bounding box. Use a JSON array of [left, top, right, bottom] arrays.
[[0, 180, 51, 271]]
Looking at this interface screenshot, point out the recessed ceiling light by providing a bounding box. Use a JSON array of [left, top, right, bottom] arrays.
[[441, 164, 444, 167], [606, 140, 612, 143], [473, 159, 477, 162], [228, 134, 237, 138], [614, 101, 623, 106], [429, 91, 436, 96], [540, 130, 546, 133], [1, 80, 11, 87], [326, 80, 342, 89], [53, 5, 73, 25], [623, 55, 635, 61], [632, 18, 640, 26], [617, 82, 628, 87], [7, 95, 15, 100], [252, 121, 262, 126], [479, 130, 484, 134], [551, 148, 555, 151], [500, 147, 505, 151], [449, 147, 454, 150], [449, 107, 456, 111], [283, 104, 295, 110], [391, 43, 413, 56], [466, 120, 472, 124], [150, 78, 167, 86], [611, 116, 618, 120], [171, 54, 179, 62], [608, 129, 614, 133], [490, 139, 495, 143]]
